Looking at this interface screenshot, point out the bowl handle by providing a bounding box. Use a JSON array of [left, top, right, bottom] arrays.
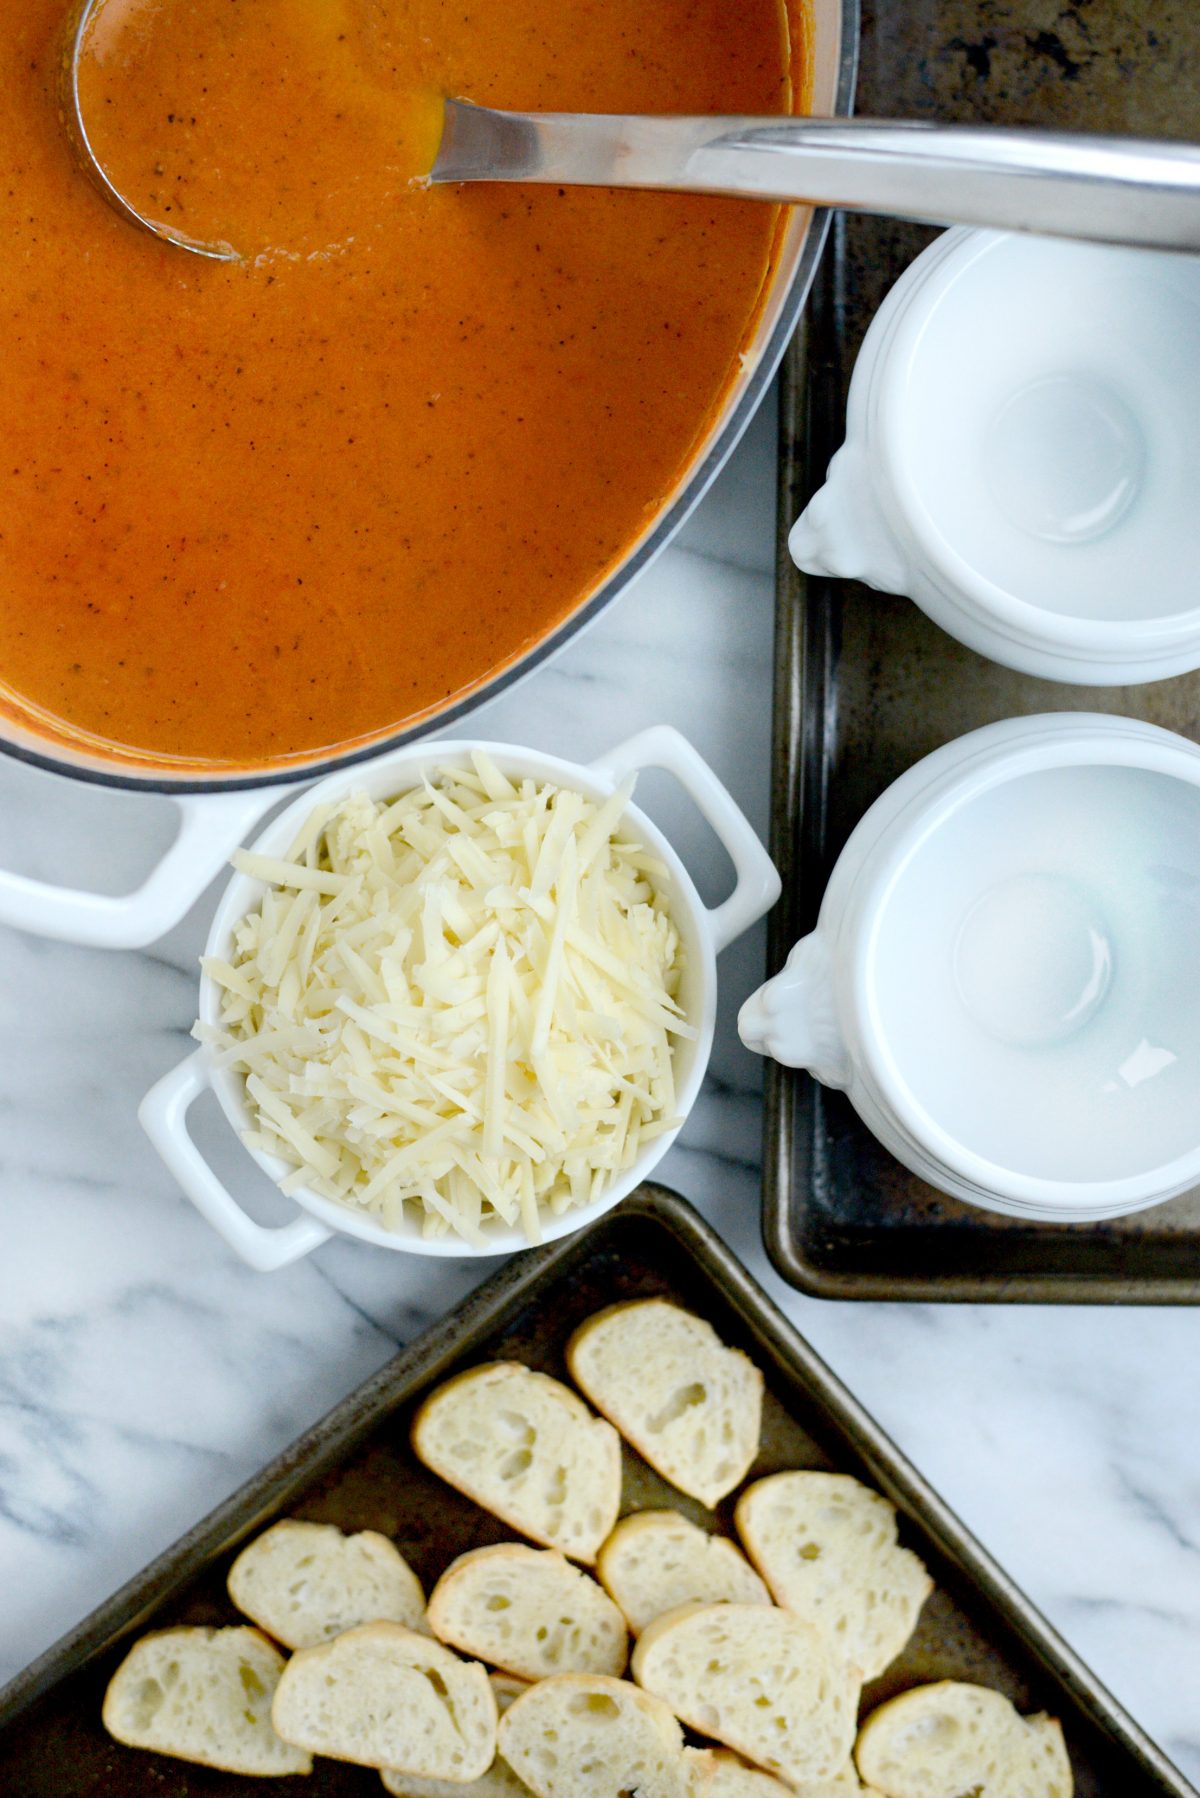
[[738, 932, 852, 1086], [788, 442, 912, 595], [139, 1050, 333, 1271], [0, 788, 281, 949], [589, 726, 780, 952]]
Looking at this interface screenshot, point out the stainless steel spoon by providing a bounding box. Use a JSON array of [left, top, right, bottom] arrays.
[[64, 0, 1200, 264], [63, 0, 238, 260], [437, 102, 1200, 253]]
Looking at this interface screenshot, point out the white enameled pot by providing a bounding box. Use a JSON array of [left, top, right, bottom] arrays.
[[140, 726, 780, 1269], [790, 229, 1200, 685], [740, 713, 1200, 1224], [0, 0, 853, 949]]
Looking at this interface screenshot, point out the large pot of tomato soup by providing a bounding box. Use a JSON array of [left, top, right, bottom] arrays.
[[0, 0, 854, 945]]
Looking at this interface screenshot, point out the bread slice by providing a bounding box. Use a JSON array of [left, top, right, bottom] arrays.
[[411, 1362, 621, 1563], [854, 1681, 1073, 1798], [272, 1621, 496, 1777], [685, 1748, 866, 1796], [684, 1747, 794, 1794], [794, 1766, 873, 1797], [566, 1301, 762, 1507], [631, 1602, 859, 1788], [1024, 1716, 1073, 1797], [427, 1543, 628, 1680], [228, 1519, 425, 1650], [683, 1754, 874, 1798], [497, 1674, 689, 1798], [381, 1675, 533, 1797], [597, 1510, 769, 1635], [735, 1472, 932, 1680], [102, 1625, 311, 1776]]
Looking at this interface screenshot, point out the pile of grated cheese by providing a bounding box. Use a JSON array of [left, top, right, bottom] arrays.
[[195, 753, 692, 1245]]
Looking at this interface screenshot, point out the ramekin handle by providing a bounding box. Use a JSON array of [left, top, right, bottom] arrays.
[[789, 441, 913, 596], [738, 932, 852, 1087], [139, 1051, 333, 1271], [589, 725, 780, 953], [0, 788, 281, 949]]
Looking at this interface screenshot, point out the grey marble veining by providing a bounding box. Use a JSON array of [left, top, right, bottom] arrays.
[[0, 392, 1197, 1784]]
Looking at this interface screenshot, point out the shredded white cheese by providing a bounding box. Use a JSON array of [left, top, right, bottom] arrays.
[[195, 754, 691, 1245]]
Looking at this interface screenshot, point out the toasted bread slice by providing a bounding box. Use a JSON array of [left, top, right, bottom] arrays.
[[497, 1674, 689, 1798], [427, 1543, 628, 1680], [793, 1770, 871, 1798], [597, 1510, 769, 1635], [685, 1747, 869, 1795], [228, 1519, 425, 1650], [684, 1747, 793, 1794], [272, 1622, 495, 1777], [735, 1472, 932, 1680], [854, 1681, 1073, 1798], [566, 1301, 762, 1507], [411, 1362, 621, 1563], [632, 1602, 859, 1788], [102, 1625, 311, 1777], [381, 1676, 532, 1797], [1024, 1716, 1072, 1795]]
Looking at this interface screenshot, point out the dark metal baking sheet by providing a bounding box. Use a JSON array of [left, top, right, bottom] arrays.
[[0, 1186, 1191, 1794], [762, 0, 1200, 1304]]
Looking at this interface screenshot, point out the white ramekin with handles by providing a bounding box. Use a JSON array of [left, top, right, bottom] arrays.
[[739, 713, 1200, 1223], [790, 229, 1200, 685], [140, 726, 780, 1269]]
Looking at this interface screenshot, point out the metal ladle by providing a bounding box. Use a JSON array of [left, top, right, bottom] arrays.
[[65, 0, 1200, 263]]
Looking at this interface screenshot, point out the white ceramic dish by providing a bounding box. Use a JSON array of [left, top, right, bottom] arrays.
[[739, 712, 1200, 1223], [790, 228, 1200, 685], [0, 0, 853, 954], [140, 726, 780, 1269]]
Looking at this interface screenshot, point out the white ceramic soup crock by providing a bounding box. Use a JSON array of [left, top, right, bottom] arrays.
[[0, 0, 852, 950], [790, 229, 1200, 685], [140, 726, 780, 1269], [739, 713, 1200, 1223]]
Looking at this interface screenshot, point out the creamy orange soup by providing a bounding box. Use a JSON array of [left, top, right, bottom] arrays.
[[0, 0, 795, 768]]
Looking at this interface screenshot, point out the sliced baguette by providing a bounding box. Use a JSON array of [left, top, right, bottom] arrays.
[[684, 1747, 794, 1795], [427, 1543, 628, 1680], [792, 1771, 871, 1798], [1024, 1716, 1073, 1796], [228, 1519, 425, 1650], [272, 1622, 496, 1777], [566, 1301, 762, 1507], [854, 1681, 1073, 1798], [735, 1472, 932, 1680], [381, 1675, 533, 1797], [497, 1673, 689, 1798], [685, 1747, 868, 1795], [631, 1602, 859, 1788], [597, 1510, 769, 1635], [102, 1625, 311, 1777], [411, 1362, 621, 1563]]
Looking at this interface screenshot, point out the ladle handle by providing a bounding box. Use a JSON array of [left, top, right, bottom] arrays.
[[435, 106, 1200, 252]]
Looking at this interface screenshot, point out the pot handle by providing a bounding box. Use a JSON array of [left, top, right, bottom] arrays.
[[0, 787, 282, 950], [588, 726, 780, 952], [139, 1050, 333, 1271]]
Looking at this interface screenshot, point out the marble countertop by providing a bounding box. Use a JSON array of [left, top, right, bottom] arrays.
[[0, 392, 1197, 1785]]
